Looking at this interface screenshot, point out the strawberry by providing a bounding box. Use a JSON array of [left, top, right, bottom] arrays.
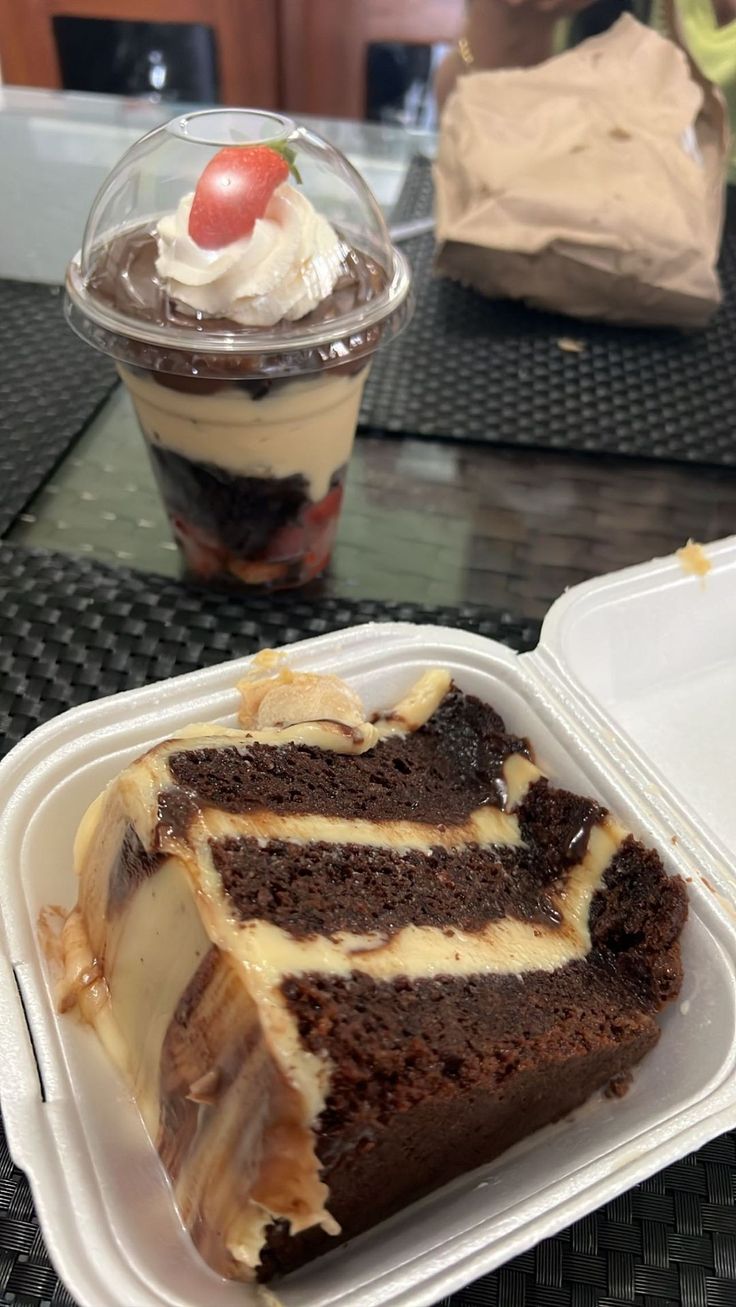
[[264, 521, 307, 562], [301, 486, 343, 577], [188, 143, 298, 250], [303, 484, 344, 528], [171, 515, 225, 579]]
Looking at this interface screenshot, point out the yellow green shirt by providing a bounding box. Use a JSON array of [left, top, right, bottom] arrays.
[[652, 2, 736, 179], [556, 4, 736, 180]]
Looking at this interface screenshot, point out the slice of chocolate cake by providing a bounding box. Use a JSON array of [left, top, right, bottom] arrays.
[[47, 656, 687, 1281]]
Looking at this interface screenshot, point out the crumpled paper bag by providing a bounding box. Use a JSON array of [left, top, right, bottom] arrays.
[[434, 15, 728, 328]]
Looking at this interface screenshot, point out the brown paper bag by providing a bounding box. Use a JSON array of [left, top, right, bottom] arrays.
[[434, 15, 729, 328]]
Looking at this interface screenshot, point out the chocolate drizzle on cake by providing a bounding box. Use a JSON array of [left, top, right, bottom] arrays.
[[107, 824, 164, 914], [519, 778, 606, 868]]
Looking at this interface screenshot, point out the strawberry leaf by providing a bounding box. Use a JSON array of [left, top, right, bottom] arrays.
[[270, 139, 303, 185]]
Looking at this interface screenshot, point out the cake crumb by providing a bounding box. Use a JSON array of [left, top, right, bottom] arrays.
[[557, 337, 586, 353], [671, 835, 678, 845], [605, 1071, 633, 1099], [676, 539, 711, 582]]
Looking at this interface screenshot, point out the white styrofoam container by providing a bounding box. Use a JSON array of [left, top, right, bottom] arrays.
[[1, 537, 736, 1307]]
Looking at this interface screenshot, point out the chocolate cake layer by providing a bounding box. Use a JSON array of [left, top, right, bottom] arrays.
[[263, 953, 660, 1276], [593, 835, 688, 1005], [519, 777, 606, 869], [128, 369, 283, 398], [261, 1024, 656, 1278], [284, 957, 653, 1131], [212, 837, 561, 938], [168, 689, 530, 823], [147, 445, 314, 555], [156, 788, 200, 845]]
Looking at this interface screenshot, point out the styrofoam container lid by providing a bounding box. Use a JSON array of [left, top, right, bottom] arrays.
[[539, 535, 736, 877], [1, 537, 735, 1307]]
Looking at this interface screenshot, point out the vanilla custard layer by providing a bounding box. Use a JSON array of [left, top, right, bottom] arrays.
[[119, 364, 369, 501]]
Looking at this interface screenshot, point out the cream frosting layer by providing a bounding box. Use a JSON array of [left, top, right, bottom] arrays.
[[200, 818, 623, 983], [155, 184, 344, 328]]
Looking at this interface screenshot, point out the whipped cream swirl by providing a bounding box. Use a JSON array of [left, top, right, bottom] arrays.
[[155, 183, 344, 327]]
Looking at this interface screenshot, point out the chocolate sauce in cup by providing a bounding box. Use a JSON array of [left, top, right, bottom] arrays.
[[65, 109, 412, 590]]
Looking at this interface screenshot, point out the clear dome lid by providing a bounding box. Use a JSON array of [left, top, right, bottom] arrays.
[[65, 108, 412, 379]]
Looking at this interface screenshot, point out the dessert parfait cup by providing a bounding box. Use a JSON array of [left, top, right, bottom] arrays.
[[65, 109, 412, 589]]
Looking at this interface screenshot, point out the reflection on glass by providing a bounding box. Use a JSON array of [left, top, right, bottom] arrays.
[[366, 41, 450, 130], [52, 18, 219, 102]]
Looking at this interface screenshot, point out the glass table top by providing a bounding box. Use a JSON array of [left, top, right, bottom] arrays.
[[10, 379, 736, 619], [4, 87, 736, 618]]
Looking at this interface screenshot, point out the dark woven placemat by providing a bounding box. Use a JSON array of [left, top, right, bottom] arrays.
[[0, 280, 117, 535], [360, 159, 736, 466], [0, 543, 538, 758], [0, 543, 733, 1307]]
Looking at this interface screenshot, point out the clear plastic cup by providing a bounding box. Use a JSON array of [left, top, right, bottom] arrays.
[[65, 109, 412, 589]]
